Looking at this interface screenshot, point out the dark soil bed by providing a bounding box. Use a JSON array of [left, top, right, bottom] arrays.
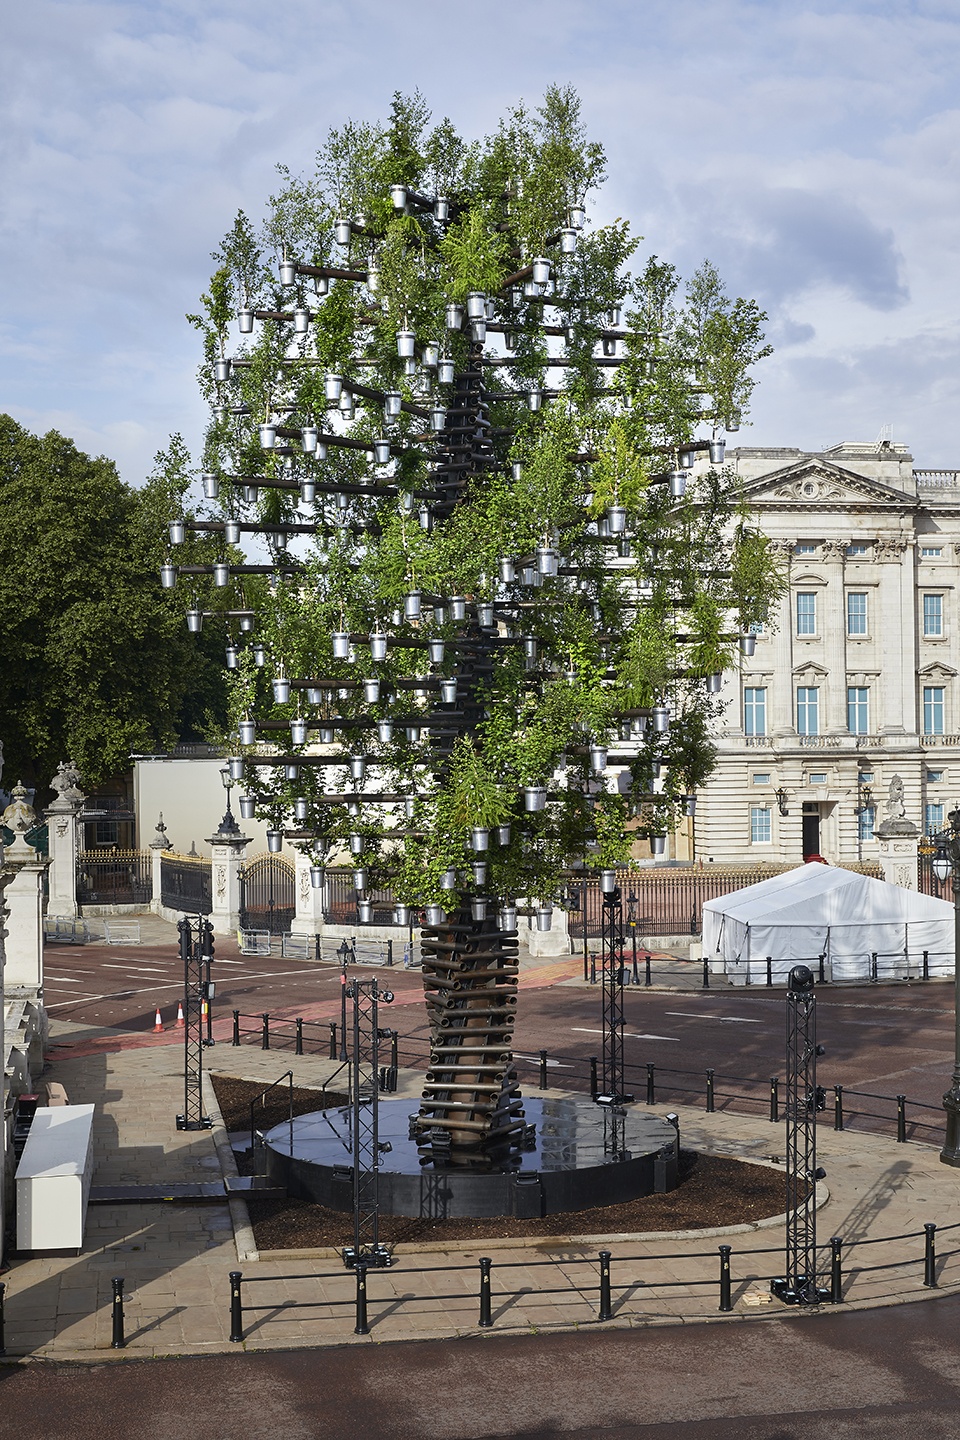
[[211, 1073, 348, 1134], [212, 1075, 793, 1250]]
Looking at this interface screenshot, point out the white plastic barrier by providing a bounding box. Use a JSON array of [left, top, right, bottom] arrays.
[[16, 1105, 95, 1251]]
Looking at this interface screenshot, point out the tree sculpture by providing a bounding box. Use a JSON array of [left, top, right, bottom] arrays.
[[170, 88, 778, 1167]]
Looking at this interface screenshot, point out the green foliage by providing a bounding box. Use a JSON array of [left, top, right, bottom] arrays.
[[0, 419, 228, 790], [189, 87, 779, 903]]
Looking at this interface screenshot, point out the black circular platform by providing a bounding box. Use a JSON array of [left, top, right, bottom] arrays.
[[262, 1098, 679, 1219]]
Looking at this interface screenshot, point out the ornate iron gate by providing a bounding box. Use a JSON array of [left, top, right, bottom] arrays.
[[160, 853, 212, 915], [239, 854, 296, 933]]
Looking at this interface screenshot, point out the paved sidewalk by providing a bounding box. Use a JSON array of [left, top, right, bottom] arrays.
[[2, 1018, 957, 1361]]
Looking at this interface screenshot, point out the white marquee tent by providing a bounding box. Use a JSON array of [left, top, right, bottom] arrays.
[[701, 863, 954, 985]]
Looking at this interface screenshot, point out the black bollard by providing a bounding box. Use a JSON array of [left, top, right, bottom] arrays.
[[598, 1250, 613, 1321], [646, 1063, 656, 1105], [818, 953, 825, 985], [295, 1018, 304, 1056], [766, 956, 772, 987], [870, 951, 878, 982], [718, 1246, 732, 1312], [706, 1068, 715, 1113], [261, 1012, 270, 1050], [355, 1262, 370, 1334], [769, 1077, 779, 1123], [702, 955, 710, 989], [923, 949, 929, 981], [329, 1021, 337, 1059], [830, 1238, 843, 1303], [539, 1050, 548, 1089], [229, 1271, 244, 1342], [478, 1257, 493, 1328], [111, 1277, 125, 1349], [897, 1095, 907, 1143], [232, 1010, 240, 1046], [834, 1084, 844, 1131], [924, 1223, 938, 1288], [589, 1056, 598, 1100]]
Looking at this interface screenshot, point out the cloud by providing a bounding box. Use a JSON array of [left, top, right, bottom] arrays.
[[0, 0, 958, 480]]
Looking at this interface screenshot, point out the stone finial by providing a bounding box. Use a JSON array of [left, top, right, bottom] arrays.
[[49, 759, 85, 805], [2, 780, 40, 859], [149, 813, 174, 851]]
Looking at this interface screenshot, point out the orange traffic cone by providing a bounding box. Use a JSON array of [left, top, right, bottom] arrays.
[[176, 1000, 185, 1028], [154, 1006, 163, 1032]]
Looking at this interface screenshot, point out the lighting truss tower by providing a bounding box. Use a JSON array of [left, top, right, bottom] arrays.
[[175, 915, 215, 1131], [165, 93, 776, 1170], [597, 881, 632, 1106], [343, 976, 394, 1269], [772, 964, 828, 1305]]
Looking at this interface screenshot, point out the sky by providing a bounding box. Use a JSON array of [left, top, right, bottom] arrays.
[[2, 0, 959, 484]]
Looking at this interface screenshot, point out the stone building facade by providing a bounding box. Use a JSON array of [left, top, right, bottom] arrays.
[[696, 441, 960, 865]]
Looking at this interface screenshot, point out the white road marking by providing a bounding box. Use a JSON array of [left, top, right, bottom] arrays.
[[101, 964, 173, 974], [44, 976, 83, 984], [45, 983, 184, 1010], [571, 1027, 679, 1042], [664, 1012, 761, 1024], [513, 1053, 574, 1068]]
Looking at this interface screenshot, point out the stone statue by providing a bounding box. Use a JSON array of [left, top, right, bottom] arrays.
[[885, 775, 906, 820]]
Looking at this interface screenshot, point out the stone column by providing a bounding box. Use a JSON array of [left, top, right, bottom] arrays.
[[291, 849, 325, 936], [44, 761, 86, 919], [526, 904, 571, 957], [875, 774, 920, 889], [2, 785, 49, 989], [149, 814, 173, 907], [207, 824, 252, 935]]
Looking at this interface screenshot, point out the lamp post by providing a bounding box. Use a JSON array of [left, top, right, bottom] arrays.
[[856, 776, 873, 865], [218, 764, 240, 836], [933, 809, 960, 1165]]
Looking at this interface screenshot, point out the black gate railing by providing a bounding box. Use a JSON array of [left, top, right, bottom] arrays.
[[160, 853, 212, 915], [239, 855, 295, 933], [918, 840, 946, 898], [76, 850, 151, 906], [323, 868, 398, 925]]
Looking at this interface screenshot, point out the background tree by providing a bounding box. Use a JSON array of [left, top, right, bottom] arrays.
[[0, 417, 227, 793]]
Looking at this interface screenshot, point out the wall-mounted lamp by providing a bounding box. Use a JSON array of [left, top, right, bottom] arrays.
[[775, 787, 789, 817]]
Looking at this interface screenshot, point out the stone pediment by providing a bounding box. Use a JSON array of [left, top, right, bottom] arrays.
[[740, 457, 911, 509]]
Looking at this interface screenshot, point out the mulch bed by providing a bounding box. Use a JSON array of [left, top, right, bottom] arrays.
[[211, 1075, 792, 1251], [211, 1074, 348, 1134]]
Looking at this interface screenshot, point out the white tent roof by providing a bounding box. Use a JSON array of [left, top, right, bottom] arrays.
[[702, 863, 953, 976]]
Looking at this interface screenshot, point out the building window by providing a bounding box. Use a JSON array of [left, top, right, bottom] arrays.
[[926, 803, 945, 836], [847, 592, 868, 636], [797, 687, 820, 735], [923, 686, 945, 735], [744, 687, 767, 736], [928, 770, 944, 783], [752, 773, 770, 785], [808, 772, 827, 785], [796, 592, 817, 636], [95, 821, 120, 847], [846, 544, 869, 557], [921, 547, 943, 558], [923, 594, 944, 637], [858, 805, 876, 841], [748, 619, 765, 635], [794, 543, 817, 555], [847, 686, 869, 734], [750, 806, 772, 844]]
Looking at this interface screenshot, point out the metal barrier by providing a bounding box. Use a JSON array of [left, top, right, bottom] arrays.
[[222, 1218, 960, 1342]]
